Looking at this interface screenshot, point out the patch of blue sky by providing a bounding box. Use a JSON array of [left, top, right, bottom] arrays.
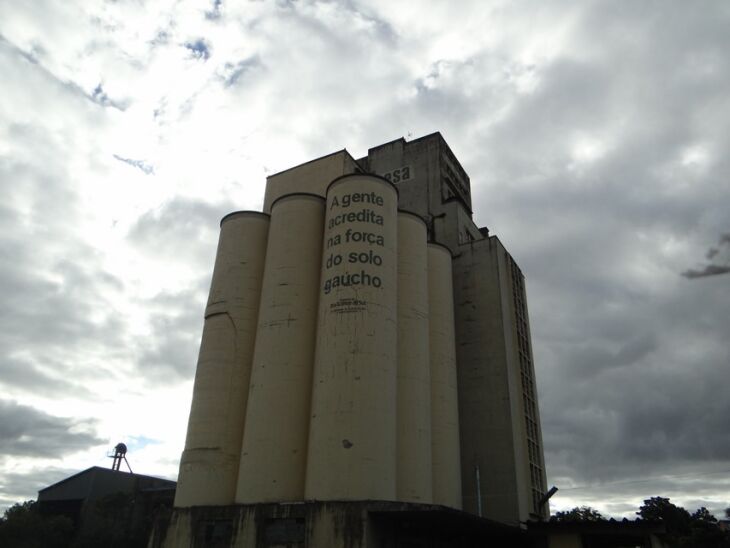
[[185, 39, 210, 60]]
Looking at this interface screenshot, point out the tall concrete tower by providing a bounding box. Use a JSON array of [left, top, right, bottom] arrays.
[[156, 133, 548, 548], [359, 133, 549, 524]]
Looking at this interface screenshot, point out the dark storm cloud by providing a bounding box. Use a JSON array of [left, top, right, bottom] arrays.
[[0, 400, 103, 459], [682, 233, 730, 278], [113, 153, 155, 175], [531, 205, 730, 485], [544, 334, 730, 474], [683, 264, 730, 278], [0, 467, 78, 508], [1, 355, 93, 398], [434, 1, 730, 511], [561, 333, 657, 379]]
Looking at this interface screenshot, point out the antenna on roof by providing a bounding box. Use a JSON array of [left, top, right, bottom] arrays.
[[108, 442, 133, 473]]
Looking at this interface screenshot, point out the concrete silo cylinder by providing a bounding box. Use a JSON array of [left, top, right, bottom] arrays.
[[236, 194, 325, 503], [396, 211, 433, 503], [174, 211, 269, 507], [305, 174, 398, 501], [428, 243, 462, 509]]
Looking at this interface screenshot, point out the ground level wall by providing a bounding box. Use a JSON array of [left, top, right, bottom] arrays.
[[148, 501, 531, 548]]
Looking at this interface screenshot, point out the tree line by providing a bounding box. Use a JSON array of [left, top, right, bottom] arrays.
[[552, 497, 730, 548]]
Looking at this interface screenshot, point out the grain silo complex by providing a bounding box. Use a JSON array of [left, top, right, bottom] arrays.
[[152, 132, 549, 547]]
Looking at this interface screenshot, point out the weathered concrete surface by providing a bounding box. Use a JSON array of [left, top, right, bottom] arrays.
[[396, 212, 433, 504], [263, 150, 360, 213], [236, 194, 325, 504], [306, 175, 399, 502], [175, 213, 269, 508], [452, 236, 548, 524], [149, 500, 532, 548], [428, 243, 462, 509]]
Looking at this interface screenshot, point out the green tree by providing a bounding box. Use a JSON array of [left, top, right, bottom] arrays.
[[637, 497, 730, 548], [73, 492, 145, 548], [637, 497, 691, 533], [692, 507, 718, 524], [551, 506, 605, 522], [0, 500, 74, 548]]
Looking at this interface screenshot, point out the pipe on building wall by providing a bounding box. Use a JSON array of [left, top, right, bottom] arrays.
[[428, 242, 462, 509], [175, 212, 270, 507], [236, 194, 325, 503], [305, 174, 398, 501], [396, 211, 433, 503]]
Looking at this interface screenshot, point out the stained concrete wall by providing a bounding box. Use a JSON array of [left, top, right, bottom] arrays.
[[432, 200, 483, 251], [396, 212, 432, 503], [452, 236, 540, 525], [148, 501, 531, 548], [502, 251, 549, 520], [358, 137, 434, 220], [152, 501, 376, 548], [263, 150, 360, 213], [363, 133, 549, 524], [236, 194, 325, 503], [360, 132, 476, 252], [428, 243, 462, 510], [305, 174, 399, 501], [176, 212, 269, 508], [174, 133, 548, 529]]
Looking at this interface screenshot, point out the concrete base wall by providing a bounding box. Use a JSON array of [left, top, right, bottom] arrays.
[[149, 501, 531, 548]]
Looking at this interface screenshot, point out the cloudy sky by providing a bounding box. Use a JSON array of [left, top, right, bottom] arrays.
[[1, 0, 729, 519]]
